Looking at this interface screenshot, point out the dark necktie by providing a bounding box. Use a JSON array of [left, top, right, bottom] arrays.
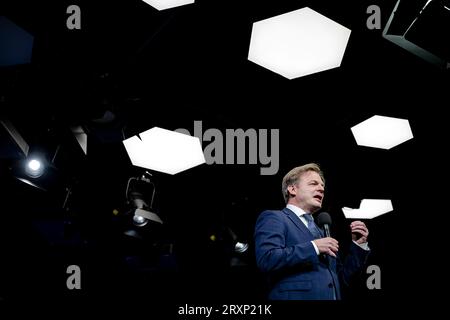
[[304, 213, 336, 299], [303, 213, 321, 239]]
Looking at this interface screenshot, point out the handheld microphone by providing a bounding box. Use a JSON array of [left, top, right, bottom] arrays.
[[317, 212, 332, 237]]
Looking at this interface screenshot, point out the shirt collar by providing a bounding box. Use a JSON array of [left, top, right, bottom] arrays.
[[286, 204, 308, 219]]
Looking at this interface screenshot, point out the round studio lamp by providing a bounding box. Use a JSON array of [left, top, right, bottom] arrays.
[[25, 158, 44, 178], [133, 214, 148, 227], [234, 242, 249, 253], [10, 144, 62, 192], [124, 171, 163, 238], [226, 227, 249, 253]]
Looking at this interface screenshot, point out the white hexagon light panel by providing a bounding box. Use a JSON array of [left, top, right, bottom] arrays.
[[123, 127, 205, 175], [351, 115, 414, 150], [342, 199, 394, 219], [141, 0, 194, 11], [248, 7, 351, 79]]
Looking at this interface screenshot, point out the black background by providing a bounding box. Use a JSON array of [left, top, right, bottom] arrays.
[[0, 0, 447, 316]]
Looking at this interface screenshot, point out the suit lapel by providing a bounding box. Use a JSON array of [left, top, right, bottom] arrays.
[[282, 208, 313, 237]]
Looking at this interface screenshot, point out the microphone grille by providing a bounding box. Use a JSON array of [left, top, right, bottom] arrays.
[[317, 211, 332, 227]]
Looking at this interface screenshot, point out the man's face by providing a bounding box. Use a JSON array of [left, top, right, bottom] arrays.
[[288, 171, 325, 213]]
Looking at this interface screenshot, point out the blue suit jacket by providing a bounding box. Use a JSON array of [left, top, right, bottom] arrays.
[[254, 208, 370, 300]]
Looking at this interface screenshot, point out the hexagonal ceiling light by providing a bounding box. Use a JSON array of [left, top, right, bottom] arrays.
[[123, 127, 205, 175], [351, 115, 414, 150], [248, 7, 351, 79], [141, 0, 195, 11], [342, 199, 393, 219]]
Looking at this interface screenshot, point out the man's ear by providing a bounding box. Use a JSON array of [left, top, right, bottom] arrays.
[[288, 185, 296, 197]]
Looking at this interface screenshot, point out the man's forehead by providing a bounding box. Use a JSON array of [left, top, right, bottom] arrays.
[[301, 171, 323, 182]]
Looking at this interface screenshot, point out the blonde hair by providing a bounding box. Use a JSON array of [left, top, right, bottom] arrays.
[[281, 163, 325, 203]]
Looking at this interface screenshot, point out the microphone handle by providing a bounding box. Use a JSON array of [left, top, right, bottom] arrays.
[[322, 224, 332, 262], [323, 224, 331, 238]]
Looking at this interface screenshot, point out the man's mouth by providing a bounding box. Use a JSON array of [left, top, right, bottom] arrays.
[[313, 195, 323, 202]]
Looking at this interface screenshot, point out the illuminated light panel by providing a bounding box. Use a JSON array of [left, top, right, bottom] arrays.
[[123, 127, 205, 175], [342, 199, 393, 219], [141, 0, 194, 11], [351, 115, 413, 149], [248, 7, 351, 79]]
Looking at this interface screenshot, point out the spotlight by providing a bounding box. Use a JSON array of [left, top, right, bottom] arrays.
[[227, 228, 250, 268], [133, 214, 148, 227], [227, 228, 249, 254], [28, 159, 41, 171], [234, 242, 249, 254], [11, 153, 57, 191], [207, 226, 251, 268], [124, 171, 163, 238], [25, 158, 44, 178]]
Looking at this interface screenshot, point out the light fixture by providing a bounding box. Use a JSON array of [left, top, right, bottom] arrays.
[[248, 7, 351, 79], [234, 242, 249, 254], [133, 214, 148, 227], [9, 138, 67, 193], [3, 121, 73, 194], [227, 228, 250, 268], [342, 199, 394, 219], [141, 0, 195, 11], [227, 228, 249, 254], [351, 115, 413, 150], [125, 171, 163, 235], [12, 153, 58, 191], [25, 158, 44, 178], [383, 0, 450, 68], [123, 127, 205, 175]]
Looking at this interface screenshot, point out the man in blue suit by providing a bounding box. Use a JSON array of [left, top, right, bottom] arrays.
[[254, 163, 370, 300]]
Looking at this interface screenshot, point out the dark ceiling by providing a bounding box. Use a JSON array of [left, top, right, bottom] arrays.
[[0, 0, 447, 309]]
